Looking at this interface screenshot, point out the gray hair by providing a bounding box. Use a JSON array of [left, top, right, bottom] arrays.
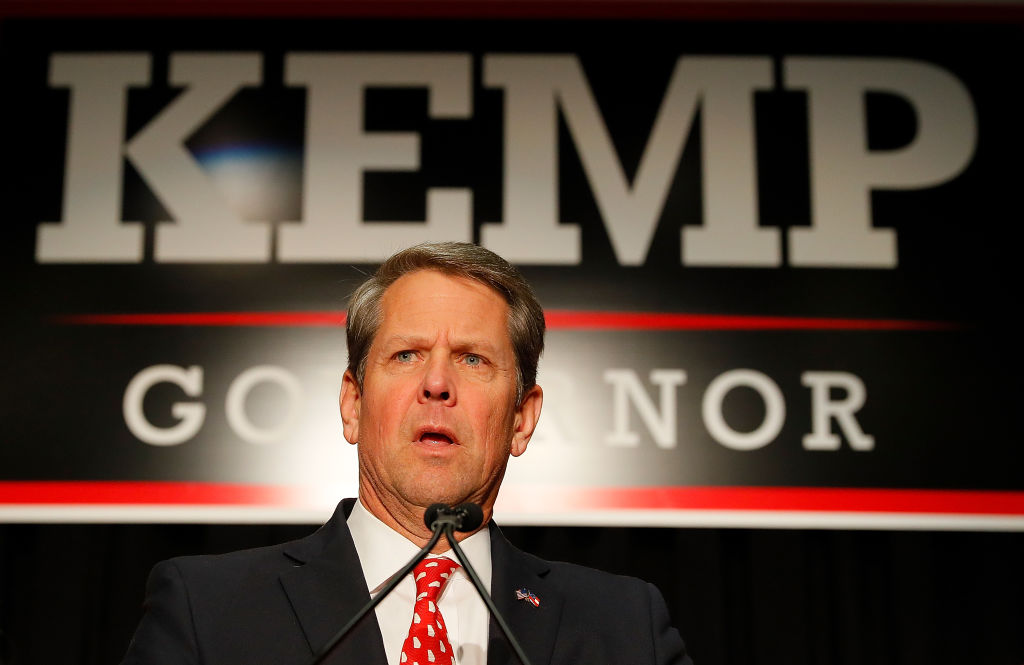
[[346, 242, 545, 403]]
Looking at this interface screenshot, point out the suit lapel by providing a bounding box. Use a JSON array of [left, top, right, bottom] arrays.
[[487, 524, 563, 665], [279, 499, 389, 665]]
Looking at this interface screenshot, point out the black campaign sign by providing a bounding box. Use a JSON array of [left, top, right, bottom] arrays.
[[1, 17, 1021, 527]]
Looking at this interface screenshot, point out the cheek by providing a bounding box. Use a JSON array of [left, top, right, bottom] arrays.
[[367, 382, 422, 444], [364, 377, 408, 420], [477, 397, 516, 445]]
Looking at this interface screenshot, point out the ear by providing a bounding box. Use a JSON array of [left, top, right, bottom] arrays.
[[509, 384, 543, 458], [339, 370, 361, 445]]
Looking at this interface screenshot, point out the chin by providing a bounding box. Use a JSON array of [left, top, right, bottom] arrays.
[[402, 484, 467, 510]]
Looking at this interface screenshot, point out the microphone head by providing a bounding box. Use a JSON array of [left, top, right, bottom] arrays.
[[424, 503, 449, 531], [453, 503, 484, 532]]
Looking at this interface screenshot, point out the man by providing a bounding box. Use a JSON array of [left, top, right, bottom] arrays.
[[122, 242, 692, 665]]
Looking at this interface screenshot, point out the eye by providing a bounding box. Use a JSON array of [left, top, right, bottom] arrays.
[[463, 354, 483, 366], [395, 350, 416, 363]]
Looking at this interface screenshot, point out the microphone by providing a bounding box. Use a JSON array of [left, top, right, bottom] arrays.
[[424, 502, 485, 533]]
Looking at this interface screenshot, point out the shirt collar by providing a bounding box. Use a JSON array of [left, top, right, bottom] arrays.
[[348, 498, 492, 594]]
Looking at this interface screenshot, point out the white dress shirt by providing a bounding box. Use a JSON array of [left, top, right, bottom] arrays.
[[347, 500, 492, 665]]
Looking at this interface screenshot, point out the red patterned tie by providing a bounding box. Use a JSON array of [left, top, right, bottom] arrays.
[[400, 557, 461, 665]]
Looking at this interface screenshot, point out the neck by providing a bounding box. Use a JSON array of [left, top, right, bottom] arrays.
[[358, 489, 490, 554]]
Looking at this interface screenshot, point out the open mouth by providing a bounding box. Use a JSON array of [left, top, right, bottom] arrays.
[[417, 431, 455, 445]]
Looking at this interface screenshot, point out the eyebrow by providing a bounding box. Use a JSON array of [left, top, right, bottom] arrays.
[[378, 334, 502, 355]]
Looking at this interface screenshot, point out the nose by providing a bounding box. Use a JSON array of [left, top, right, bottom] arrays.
[[418, 354, 456, 405]]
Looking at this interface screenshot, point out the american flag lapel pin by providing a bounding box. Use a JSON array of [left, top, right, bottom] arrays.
[[515, 587, 540, 607]]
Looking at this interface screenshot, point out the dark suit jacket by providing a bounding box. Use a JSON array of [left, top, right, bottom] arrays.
[[122, 499, 691, 665]]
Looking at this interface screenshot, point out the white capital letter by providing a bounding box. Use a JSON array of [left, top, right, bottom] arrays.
[[38, 54, 150, 262], [785, 58, 976, 267], [225, 365, 304, 445], [703, 369, 785, 450], [485, 56, 775, 267], [281, 54, 472, 261], [123, 365, 205, 446], [127, 53, 269, 262], [604, 369, 686, 448], [801, 371, 875, 450]]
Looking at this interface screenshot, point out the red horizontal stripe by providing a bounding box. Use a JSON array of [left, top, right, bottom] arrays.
[[1, 482, 1020, 515], [55, 310, 957, 331], [0, 481, 300, 505], [543, 311, 956, 331], [56, 312, 346, 327], [500, 486, 1024, 515]]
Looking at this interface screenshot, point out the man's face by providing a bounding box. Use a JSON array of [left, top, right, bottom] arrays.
[[340, 269, 542, 524]]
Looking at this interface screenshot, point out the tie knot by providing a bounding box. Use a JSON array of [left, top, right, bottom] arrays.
[[413, 557, 460, 601]]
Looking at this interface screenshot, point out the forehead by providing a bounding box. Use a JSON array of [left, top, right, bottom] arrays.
[[376, 269, 511, 341]]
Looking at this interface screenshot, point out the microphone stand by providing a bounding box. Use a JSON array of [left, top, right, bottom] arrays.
[[443, 524, 535, 665], [305, 528, 443, 665]]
